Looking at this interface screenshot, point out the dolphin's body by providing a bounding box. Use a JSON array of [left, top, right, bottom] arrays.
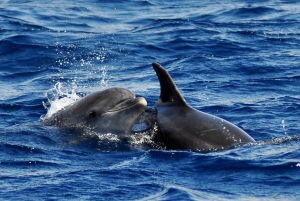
[[150, 62, 255, 150], [44, 87, 147, 135]]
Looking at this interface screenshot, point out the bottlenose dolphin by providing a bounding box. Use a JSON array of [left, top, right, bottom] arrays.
[[44, 87, 147, 135], [151, 62, 255, 150]]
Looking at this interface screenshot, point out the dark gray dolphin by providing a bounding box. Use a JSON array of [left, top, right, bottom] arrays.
[[152, 62, 255, 150], [44, 87, 147, 135]]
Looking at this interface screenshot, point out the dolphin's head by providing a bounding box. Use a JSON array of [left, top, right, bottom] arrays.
[[67, 87, 147, 134]]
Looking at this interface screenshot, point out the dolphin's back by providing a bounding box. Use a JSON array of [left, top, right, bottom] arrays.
[[156, 104, 255, 150]]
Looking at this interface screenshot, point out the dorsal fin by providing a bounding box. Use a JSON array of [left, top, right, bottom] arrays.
[[152, 62, 187, 106]]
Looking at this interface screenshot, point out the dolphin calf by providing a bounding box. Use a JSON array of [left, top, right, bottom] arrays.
[[150, 62, 255, 151], [44, 87, 147, 135]]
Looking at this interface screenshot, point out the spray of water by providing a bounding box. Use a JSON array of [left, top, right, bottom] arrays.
[[41, 82, 81, 120]]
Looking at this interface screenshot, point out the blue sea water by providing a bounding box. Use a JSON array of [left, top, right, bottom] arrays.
[[1, 0, 300, 200]]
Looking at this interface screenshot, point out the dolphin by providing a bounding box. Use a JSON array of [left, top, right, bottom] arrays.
[[44, 87, 147, 135], [151, 62, 255, 151]]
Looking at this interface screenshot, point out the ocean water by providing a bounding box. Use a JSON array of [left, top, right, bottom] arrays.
[[1, 0, 300, 200]]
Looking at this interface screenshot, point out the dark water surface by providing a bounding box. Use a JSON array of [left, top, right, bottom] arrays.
[[1, 0, 300, 200]]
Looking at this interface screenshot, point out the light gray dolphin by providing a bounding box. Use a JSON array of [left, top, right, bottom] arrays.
[[44, 87, 147, 135], [151, 62, 255, 151]]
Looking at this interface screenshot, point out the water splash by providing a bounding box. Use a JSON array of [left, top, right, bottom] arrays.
[[282, 119, 289, 136], [41, 82, 81, 119], [128, 124, 164, 149], [100, 65, 110, 88], [53, 38, 111, 90], [42, 42, 111, 120]]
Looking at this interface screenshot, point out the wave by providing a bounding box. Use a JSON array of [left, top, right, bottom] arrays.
[[220, 6, 283, 20], [0, 35, 44, 55], [137, 184, 229, 201]]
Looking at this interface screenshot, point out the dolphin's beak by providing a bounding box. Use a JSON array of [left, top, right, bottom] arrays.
[[105, 97, 147, 113]]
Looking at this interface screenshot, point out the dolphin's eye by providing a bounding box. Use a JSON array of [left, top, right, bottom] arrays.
[[89, 111, 97, 118]]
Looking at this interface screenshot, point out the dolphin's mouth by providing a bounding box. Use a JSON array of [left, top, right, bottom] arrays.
[[103, 97, 147, 114]]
